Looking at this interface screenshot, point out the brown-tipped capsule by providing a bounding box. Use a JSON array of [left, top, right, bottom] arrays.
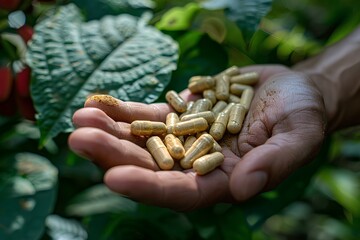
[[131, 121, 167, 136], [190, 98, 213, 114], [228, 94, 242, 103], [193, 152, 224, 175], [173, 117, 208, 136], [230, 83, 251, 96], [183, 136, 197, 152], [210, 141, 222, 153], [227, 104, 247, 134], [240, 87, 254, 111], [215, 75, 230, 101], [166, 112, 179, 134], [215, 66, 239, 78], [180, 133, 214, 169], [164, 134, 185, 160], [209, 111, 230, 141], [165, 90, 187, 113], [188, 76, 215, 93], [181, 111, 215, 124], [203, 89, 217, 105], [211, 101, 228, 115], [230, 72, 259, 85], [146, 136, 174, 170]]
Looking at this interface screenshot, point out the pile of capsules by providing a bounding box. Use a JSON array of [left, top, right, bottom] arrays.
[[130, 66, 259, 175]]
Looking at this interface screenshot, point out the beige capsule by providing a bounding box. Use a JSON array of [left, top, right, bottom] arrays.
[[230, 72, 259, 85], [181, 111, 215, 124], [215, 66, 239, 78], [209, 111, 230, 141], [190, 98, 213, 114], [228, 94, 242, 103], [230, 83, 251, 96], [164, 134, 185, 160], [188, 76, 215, 93], [193, 152, 224, 175], [173, 117, 208, 136], [203, 89, 217, 105], [183, 136, 197, 152], [227, 104, 247, 134], [166, 112, 179, 134], [179, 101, 194, 118], [146, 136, 174, 170], [209, 141, 222, 153], [211, 100, 228, 115], [180, 133, 214, 169], [131, 120, 167, 136], [215, 75, 230, 101], [165, 90, 187, 113], [240, 87, 254, 111], [221, 102, 235, 115]]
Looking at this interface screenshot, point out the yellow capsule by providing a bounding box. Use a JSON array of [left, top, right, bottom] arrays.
[[203, 89, 217, 105], [215, 75, 230, 101], [165, 90, 187, 113], [230, 83, 251, 96], [240, 87, 254, 111], [164, 134, 185, 160], [230, 72, 259, 85], [193, 152, 224, 175], [211, 101, 227, 115], [181, 111, 215, 124], [183, 136, 197, 152], [190, 98, 213, 114], [180, 133, 214, 169], [173, 117, 208, 136], [227, 104, 247, 134], [188, 76, 215, 93], [131, 120, 167, 136], [166, 112, 179, 134], [209, 141, 222, 153], [228, 94, 242, 103], [215, 66, 239, 78], [146, 136, 174, 170], [209, 111, 230, 141]]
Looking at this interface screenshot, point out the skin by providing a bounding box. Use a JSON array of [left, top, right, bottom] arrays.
[[68, 27, 360, 211]]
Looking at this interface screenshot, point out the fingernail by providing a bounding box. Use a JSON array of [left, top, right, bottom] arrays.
[[243, 171, 268, 199]]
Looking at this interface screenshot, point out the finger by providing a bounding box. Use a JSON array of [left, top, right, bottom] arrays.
[[104, 165, 231, 211], [84, 89, 199, 123], [68, 127, 158, 170], [72, 108, 147, 147], [229, 130, 324, 201]]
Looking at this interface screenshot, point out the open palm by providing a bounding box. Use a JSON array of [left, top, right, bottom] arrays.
[[68, 65, 326, 211]]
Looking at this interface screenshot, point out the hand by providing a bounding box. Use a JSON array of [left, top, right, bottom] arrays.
[[68, 65, 326, 211]]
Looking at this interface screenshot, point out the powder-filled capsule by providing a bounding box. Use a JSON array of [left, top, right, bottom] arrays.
[[165, 90, 187, 113], [215, 66, 239, 78], [188, 76, 215, 93], [215, 75, 230, 101], [166, 112, 179, 134], [146, 136, 174, 170], [209, 111, 230, 141], [240, 87, 254, 111], [203, 89, 217, 105], [173, 117, 208, 136], [211, 101, 227, 116], [230, 83, 251, 96], [183, 136, 197, 152], [230, 72, 259, 85], [164, 134, 185, 160], [131, 120, 167, 136], [181, 111, 215, 124], [190, 98, 213, 114], [193, 152, 224, 175], [227, 104, 246, 134]]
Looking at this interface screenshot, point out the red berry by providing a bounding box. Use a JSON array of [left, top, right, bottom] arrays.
[[16, 66, 31, 97], [0, 67, 13, 102], [0, 0, 20, 11], [16, 95, 36, 121], [0, 88, 17, 116], [17, 25, 34, 43]]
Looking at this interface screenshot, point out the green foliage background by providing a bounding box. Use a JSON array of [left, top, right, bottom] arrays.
[[0, 0, 360, 239]]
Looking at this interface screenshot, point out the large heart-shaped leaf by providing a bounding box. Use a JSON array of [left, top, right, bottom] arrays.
[[26, 4, 178, 145]]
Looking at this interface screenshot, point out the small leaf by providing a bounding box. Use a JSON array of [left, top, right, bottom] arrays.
[[26, 4, 178, 145], [46, 215, 88, 240]]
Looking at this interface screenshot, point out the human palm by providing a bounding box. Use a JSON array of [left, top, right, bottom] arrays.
[[68, 65, 326, 211]]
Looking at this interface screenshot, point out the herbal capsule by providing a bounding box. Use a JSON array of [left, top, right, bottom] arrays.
[[196, 131, 207, 138], [215, 75, 230, 101], [193, 152, 224, 175], [179, 101, 194, 118], [166, 112, 179, 134], [230, 72, 259, 85], [227, 104, 247, 134], [240, 87, 254, 111], [228, 94, 242, 103], [188, 76, 215, 93], [190, 98, 213, 114], [209, 111, 230, 141], [181, 111, 215, 124], [164, 134, 185, 160], [221, 102, 235, 115], [146, 136, 174, 170], [180, 133, 214, 169], [131, 120, 167, 136], [230, 83, 251, 96], [210, 141, 222, 153], [165, 90, 187, 113], [215, 66, 239, 78], [173, 117, 208, 136], [211, 101, 227, 115], [183, 136, 197, 152], [203, 89, 217, 105]]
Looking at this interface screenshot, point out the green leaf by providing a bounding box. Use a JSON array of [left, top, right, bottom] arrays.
[[45, 215, 88, 240], [66, 184, 137, 216], [0, 153, 58, 240], [26, 4, 178, 145]]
